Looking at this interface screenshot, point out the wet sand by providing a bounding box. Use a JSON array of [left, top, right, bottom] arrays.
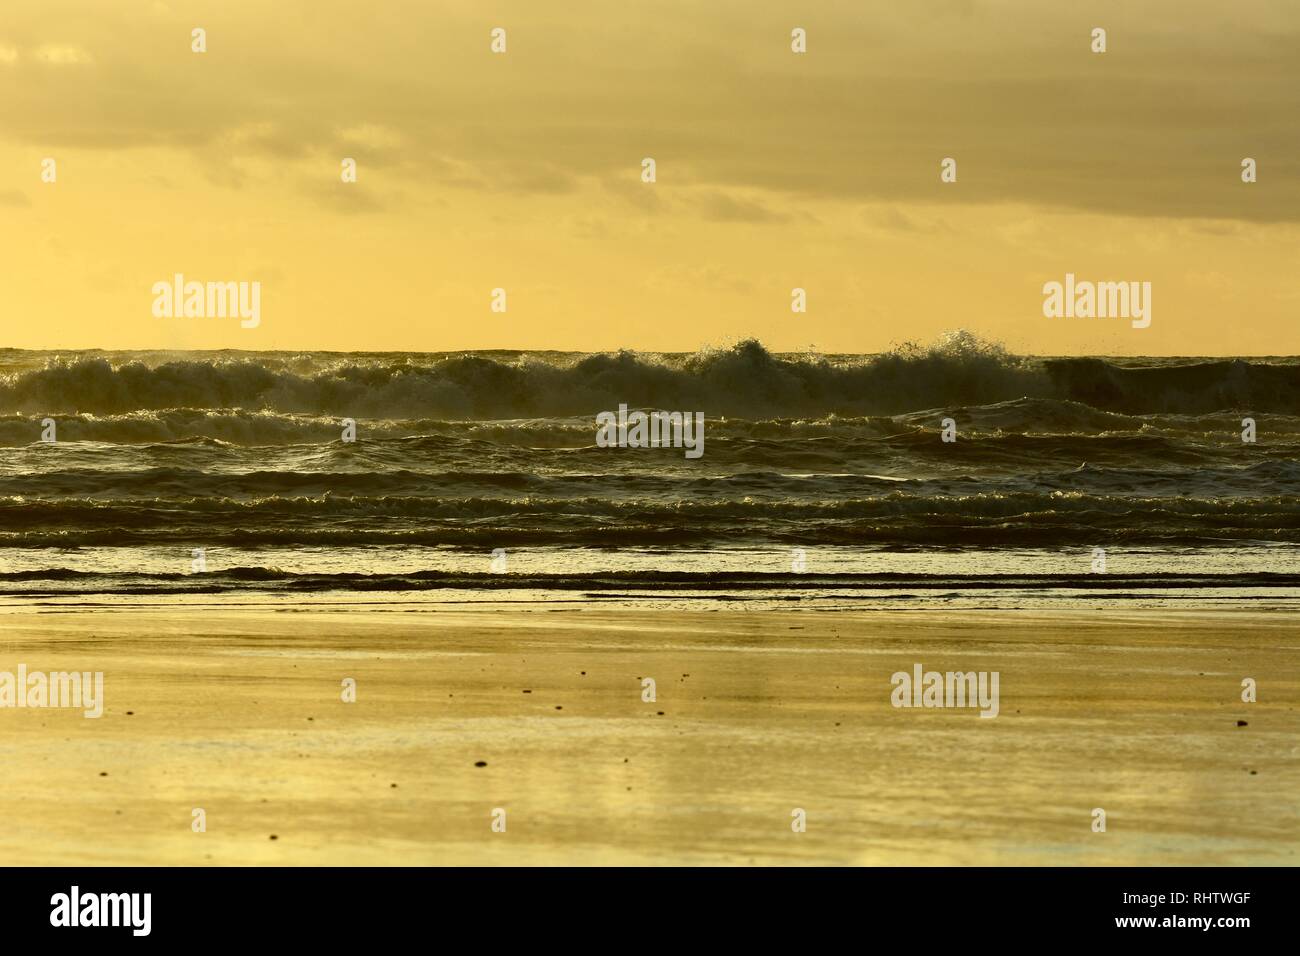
[[0, 606, 1295, 865]]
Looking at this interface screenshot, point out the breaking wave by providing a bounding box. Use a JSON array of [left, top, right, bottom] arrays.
[[5, 335, 1298, 419]]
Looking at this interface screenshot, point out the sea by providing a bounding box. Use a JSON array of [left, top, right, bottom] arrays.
[[2, 335, 1298, 610]]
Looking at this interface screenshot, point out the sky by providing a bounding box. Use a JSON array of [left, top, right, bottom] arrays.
[[1, 0, 1298, 355]]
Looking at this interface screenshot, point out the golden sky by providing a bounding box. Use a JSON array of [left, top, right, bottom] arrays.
[[1, 0, 1297, 355]]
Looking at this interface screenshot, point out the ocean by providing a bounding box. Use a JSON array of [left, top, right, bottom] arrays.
[[2, 336, 1298, 610]]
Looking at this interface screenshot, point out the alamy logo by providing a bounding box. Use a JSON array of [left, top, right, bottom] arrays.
[[152, 274, 261, 328], [0, 665, 103, 718], [596, 404, 705, 459], [50, 886, 151, 936], [890, 663, 999, 718], [1042, 273, 1150, 329]]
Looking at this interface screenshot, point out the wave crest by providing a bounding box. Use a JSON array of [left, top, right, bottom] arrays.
[[2, 337, 1298, 418]]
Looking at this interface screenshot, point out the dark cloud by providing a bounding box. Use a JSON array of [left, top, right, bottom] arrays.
[[0, 0, 1296, 218], [697, 190, 788, 223]]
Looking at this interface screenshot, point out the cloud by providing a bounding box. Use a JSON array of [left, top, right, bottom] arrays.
[[335, 124, 404, 151], [645, 263, 756, 295], [863, 206, 955, 235], [0, 0, 1296, 222], [303, 181, 391, 215], [32, 44, 92, 65], [697, 190, 789, 224]]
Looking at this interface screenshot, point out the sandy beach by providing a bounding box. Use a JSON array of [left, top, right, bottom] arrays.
[[0, 605, 1294, 866]]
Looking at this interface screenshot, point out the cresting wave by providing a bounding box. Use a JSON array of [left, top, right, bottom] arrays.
[[4, 335, 1300, 419]]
